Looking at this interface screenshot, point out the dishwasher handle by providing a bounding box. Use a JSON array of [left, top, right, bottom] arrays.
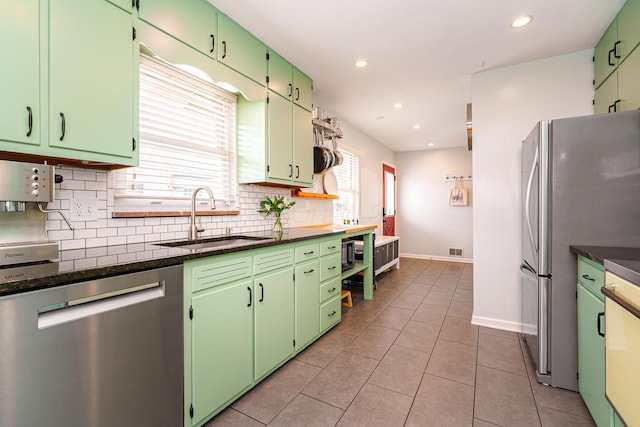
[[38, 282, 165, 329]]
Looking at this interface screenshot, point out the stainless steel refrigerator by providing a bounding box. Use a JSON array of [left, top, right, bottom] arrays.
[[520, 110, 640, 391]]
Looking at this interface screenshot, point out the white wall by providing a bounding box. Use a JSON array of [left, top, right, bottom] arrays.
[[471, 50, 594, 331], [396, 147, 473, 261], [289, 115, 396, 230]]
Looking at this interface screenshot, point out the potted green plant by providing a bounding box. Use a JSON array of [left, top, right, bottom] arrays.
[[257, 195, 295, 234]]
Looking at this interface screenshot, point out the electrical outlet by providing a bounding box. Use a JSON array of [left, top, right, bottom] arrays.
[[70, 198, 98, 221]]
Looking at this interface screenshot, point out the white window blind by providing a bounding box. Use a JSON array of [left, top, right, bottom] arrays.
[[333, 149, 360, 224], [114, 55, 238, 210]]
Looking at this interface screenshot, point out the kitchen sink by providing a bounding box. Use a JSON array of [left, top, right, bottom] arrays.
[[154, 236, 271, 250]]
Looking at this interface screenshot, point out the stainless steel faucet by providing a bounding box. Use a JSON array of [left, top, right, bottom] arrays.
[[189, 187, 216, 241]]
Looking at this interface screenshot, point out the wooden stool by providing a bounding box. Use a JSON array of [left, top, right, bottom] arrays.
[[341, 290, 352, 307]]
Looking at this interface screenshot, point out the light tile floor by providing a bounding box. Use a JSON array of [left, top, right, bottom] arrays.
[[205, 258, 595, 427]]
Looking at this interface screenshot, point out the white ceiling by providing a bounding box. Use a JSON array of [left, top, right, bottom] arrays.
[[209, 0, 625, 152]]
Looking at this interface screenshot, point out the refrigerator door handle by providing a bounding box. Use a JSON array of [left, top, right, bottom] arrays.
[[525, 147, 539, 264]]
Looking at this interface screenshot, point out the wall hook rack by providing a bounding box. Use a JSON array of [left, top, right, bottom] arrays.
[[443, 172, 473, 182]]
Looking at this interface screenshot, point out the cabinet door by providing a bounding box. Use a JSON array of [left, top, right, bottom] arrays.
[[218, 13, 267, 86], [595, 20, 618, 88], [191, 280, 253, 425], [293, 104, 313, 186], [617, 0, 640, 60], [577, 284, 610, 427], [0, 0, 40, 147], [49, 0, 134, 159], [138, 0, 217, 59], [268, 50, 293, 100], [617, 44, 640, 112], [255, 268, 294, 380], [267, 92, 293, 182], [594, 72, 618, 115], [295, 261, 320, 350], [293, 67, 313, 111]]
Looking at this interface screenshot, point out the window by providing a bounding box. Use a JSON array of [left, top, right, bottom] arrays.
[[113, 55, 238, 211], [332, 148, 360, 224]]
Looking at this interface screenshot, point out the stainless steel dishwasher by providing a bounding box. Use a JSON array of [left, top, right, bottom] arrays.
[[0, 265, 183, 427]]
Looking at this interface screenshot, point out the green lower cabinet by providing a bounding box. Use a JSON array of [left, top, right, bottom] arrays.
[[320, 293, 341, 332], [191, 280, 253, 426], [295, 260, 320, 351], [577, 284, 609, 427], [254, 267, 295, 380]]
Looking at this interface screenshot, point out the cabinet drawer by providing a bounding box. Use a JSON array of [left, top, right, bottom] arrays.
[[295, 242, 319, 263], [320, 239, 341, 256], [320, 277, 341, 303], [192, 256, 252, 292], [320, 253, 341, 282], [254, 248, 293, 275], [320, 295, 341, 332], [578, 256, 605, 299]]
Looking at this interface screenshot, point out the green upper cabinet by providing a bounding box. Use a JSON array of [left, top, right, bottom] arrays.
[[106, 0, 133, 12], [254, 267, 294, 380], [293, 104, 314, 184], [218, 13, 267, 86], [268, 50, 313, 111], [0, 0, 41, 149], [594, 0, 640, 114], [617, 43, 640, 111], [138, 0, 217, 59], [617, 0, 640, 60], [594, 21, 619, 88], [293, 67, 313, 111], [268, 49, 294, 99], [594, 72, 618, 114], [267, 92, 295, 182], [48, 0, 136, 160]]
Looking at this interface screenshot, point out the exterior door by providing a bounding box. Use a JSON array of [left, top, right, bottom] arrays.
[[382, 164, 396, 236]]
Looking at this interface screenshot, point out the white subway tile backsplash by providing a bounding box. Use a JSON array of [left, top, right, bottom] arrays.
[[86, 238, 108, 248], [97, 228, 118, 238], [74, 229, 97, 239], [47, 165, 294, 248], [74, 257, 98, 270], [61, 239, 86, 250], [107, 236, 127, 246]]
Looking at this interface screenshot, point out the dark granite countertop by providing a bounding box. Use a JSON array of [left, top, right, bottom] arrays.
[[570, 245, 640, 285], [604, 259, 640, 286], [0, 228, 348, 297]]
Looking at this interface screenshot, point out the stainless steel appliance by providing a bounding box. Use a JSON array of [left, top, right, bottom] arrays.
[[520, 110, 640, 391], [0, 160, 71, 265], [0, 265, 184, 426], [342, 240, 355, 271]]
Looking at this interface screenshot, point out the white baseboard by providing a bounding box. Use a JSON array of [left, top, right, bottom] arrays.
[[400, 252, 473, 264], [471, 315, 524, 333]]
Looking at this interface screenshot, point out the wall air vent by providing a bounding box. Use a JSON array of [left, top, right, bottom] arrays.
[[448, 247, 463, 257]]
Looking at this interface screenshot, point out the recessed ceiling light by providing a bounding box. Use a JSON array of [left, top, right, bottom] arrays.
[[393, 103, 403, 110], [413, 124, 421, 130], [511, 15, 532, 28], [355, 59, 368, 68], [428, 143, 435, 147]]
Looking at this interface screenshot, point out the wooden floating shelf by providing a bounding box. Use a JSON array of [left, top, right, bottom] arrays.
[[291, 189, 339, 199]]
